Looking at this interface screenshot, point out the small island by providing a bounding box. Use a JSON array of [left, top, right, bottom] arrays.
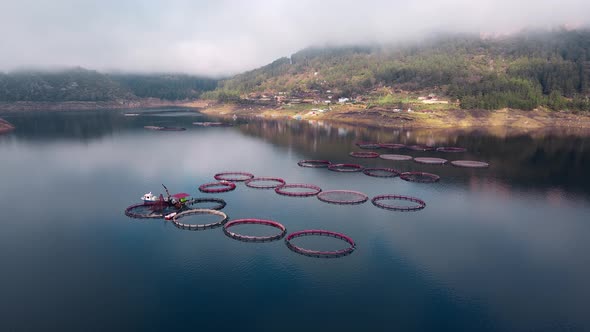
[[0, 118, 15, 134]]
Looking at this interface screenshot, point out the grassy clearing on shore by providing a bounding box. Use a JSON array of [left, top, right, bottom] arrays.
[[365, 93, 458, 111]]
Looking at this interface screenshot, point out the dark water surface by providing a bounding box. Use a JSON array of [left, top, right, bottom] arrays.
[[1, 109, 589, 331]]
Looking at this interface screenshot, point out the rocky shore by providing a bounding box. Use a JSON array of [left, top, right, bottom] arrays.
[[200, 102, 590, 130]]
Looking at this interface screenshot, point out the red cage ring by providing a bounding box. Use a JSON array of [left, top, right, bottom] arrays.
[[214, 172, 255, 182], [245, 177, 286, 189], [371, 195, 426, 211], [199, 181, 237, 193]]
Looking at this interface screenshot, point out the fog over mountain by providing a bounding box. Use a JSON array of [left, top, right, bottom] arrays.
[[1, 0, 589, 76]]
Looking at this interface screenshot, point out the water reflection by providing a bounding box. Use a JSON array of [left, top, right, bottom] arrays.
[[1, 110, 590, 331], [0, 108, 209, 142], [237, 118, 590, 197]]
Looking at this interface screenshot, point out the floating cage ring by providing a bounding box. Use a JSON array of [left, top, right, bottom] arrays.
[[413, 157, 448, 165], [328, 163, 364, 172], [407, 145, 435, 151], [198, 181, 237, 193], [185, 197, 227, 210], [214, 172, 255, 182], [349, 151, 379, 158], [362, 168, 401, 178], [172, 209, 228, 230], [223, 219, 287, 242], [380, 154, 413, 161], [379, 143, 406, 150], [451, 160, 490, 168], [371, 195, 426, 212], [285, 230, 356, 258], [355, 142, 381, 149], [317, 190, 369, 205], [275, 183, 322, 197], [399, 171, 441, 183], [245, 177, 286, 189], [436, 147, 467, 153], [124, 203, 165, 219], [297, 159, 332, 168]]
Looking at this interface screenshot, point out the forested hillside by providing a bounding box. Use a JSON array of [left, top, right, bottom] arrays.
[[110, 74, 217, 100], [3, 30, 590, 111], [0, 68, 218, 102], [214, 29, 590, 111]]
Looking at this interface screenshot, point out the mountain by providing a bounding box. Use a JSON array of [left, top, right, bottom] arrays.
[[3, 30, 589, 112], [212, 29, 590, 111], [0, 68, 218, 102]]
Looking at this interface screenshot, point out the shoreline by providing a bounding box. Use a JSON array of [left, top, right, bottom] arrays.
[[199, 102, 590, 131], [2, 99, 590, 134], [0, 99, 208, 113]]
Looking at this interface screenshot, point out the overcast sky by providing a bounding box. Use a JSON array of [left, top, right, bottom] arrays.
[[0, 0, 589, 76]]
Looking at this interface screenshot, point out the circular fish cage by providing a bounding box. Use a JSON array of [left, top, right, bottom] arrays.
[[275, 183, 322, 197], [124, 202, 170, 219], [355, 142, 381, 149], [349, 151, 379, 158], [185, 198, 227, 210], [245, 177, 286, 189], [297, 160, 331, 168], [362, 168, 400, 178], [414, 157, 448, 165], [199, 181, 237, 193], [285, 230, 356, 258], [214, 172, 255, 182], [172, 209, 229, 230], [371, 195, 426, 212], [223, 219, 287, 242], [451, 160, 490, 168], [379, 143, 406, 150], [407, 145, 435, 151], [317, 190, 369, 205], [328, 163, 364, 172], [400, 171, 440, 183], [379, 154, 413, 161], [436, 146, 467, 153]]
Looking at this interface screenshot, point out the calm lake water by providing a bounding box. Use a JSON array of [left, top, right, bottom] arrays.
[[1, 109, 589, 331]]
